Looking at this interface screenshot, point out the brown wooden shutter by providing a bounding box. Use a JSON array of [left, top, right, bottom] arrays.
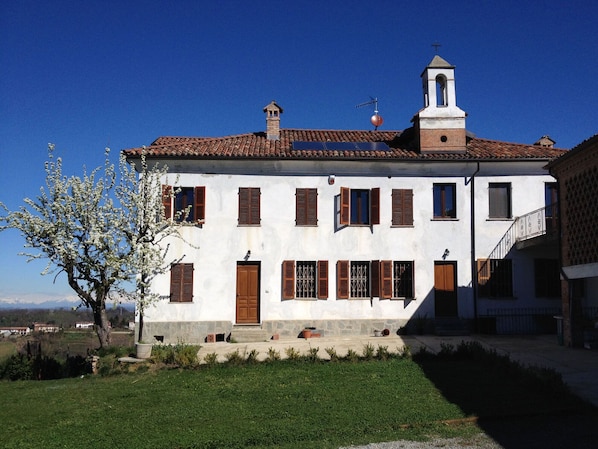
[[182, 264, 194, 302], [295, 189, 305, 225], [337, 260, 349, 299], [370, 188, 380, 225], [170, 264, 181, 302], [194, 186, 205, 222], [296, 188, 317, 226], [238, 188, 247, 224], [392, 189, 413, 226], [250, 188, 260, 225], [282, 260, 295, 300], [340, 187, 350, 225], [371, 260, 380, 297], [380, 260, 393, 299], [162, 185, 173, 220], [317, 260, 328, 299], [307, 188, 317, 225]]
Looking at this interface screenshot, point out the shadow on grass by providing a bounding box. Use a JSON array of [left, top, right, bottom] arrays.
[[413, 341, 598, 449]]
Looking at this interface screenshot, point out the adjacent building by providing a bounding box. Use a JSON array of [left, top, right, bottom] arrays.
[[124, 55, 567, 344], [547, 134, 598, 347]]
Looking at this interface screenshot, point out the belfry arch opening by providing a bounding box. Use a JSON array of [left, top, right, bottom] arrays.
[[436, 74, 448, 106]]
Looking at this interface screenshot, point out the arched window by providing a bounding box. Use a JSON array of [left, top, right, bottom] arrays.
[[435, 74, 448, 106]]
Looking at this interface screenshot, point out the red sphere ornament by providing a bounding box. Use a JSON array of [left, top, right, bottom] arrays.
[[370, 114, 384, 128]]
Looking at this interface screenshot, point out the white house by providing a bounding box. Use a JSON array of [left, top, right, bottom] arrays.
[[124, 55, 566, 344]]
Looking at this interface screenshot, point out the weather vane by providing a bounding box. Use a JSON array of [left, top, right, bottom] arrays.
[[356, 97, 384, 130]]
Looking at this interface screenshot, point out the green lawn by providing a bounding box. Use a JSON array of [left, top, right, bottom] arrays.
[[0, 351, 595, 449]]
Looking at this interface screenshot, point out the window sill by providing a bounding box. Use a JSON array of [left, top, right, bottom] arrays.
[[295, 224, 318, 227], [390, 225, 414, 228], [486, 218, 513, 222], [237, 224, 261, 227], [431, 218, 459, 221]]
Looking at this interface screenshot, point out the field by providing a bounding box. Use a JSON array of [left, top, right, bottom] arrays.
[[1, 341, 598, 449]]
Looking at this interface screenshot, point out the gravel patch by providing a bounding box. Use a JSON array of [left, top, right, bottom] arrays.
[[341, 433, 504, 448]]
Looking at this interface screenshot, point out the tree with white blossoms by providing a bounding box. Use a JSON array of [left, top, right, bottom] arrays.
[[0, 144, 188, 348], [116, 150, 190, 344]]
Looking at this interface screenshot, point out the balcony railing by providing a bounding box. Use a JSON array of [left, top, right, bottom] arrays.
[[516, 203, 559, 241], [483, 203, 559, 262]]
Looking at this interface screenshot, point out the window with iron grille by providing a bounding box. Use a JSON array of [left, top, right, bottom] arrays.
[[393, 261, 414, 298], [282, 260, 328, 300], [350, 261, 370, 298]]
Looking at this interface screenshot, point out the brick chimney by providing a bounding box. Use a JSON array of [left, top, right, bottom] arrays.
[[264, 101, 283, 141], [534, 135, 555, 148]]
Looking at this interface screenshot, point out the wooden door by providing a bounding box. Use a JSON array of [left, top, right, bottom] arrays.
[[434, 261, 458, 317], [236, 264, 259, 324]]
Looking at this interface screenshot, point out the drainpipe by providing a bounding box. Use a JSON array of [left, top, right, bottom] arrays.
[[468, 162, 481, 332]]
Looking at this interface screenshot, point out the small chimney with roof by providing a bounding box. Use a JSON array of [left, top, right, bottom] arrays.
[[264, 101, 283, 141], [534, 135, 555, 148]]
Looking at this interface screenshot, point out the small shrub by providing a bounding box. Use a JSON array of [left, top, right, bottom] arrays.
[[224, 349, 244, 365], [203, 352, 219, 366], [0, 354, 33, 380], [284, 347, 301, 361], [344, 349, 359, 363], [362, 343, 375, 360], [304, 346, 320, 362], [266, 347, 280, 362], [246, 349, 260, 364], [173, 344, 200, 368], [375, 345, 390, 361], [325, 347, 339, 362], [397, 345, 411, 359]]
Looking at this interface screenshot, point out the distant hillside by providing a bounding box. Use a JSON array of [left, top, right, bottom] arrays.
[[0, 307, 134, 329]]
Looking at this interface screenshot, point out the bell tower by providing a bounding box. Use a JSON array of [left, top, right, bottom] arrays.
[[412, 55, 467, 153]]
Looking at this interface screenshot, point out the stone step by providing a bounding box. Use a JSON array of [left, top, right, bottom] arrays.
[[230, 327, 270, 343]]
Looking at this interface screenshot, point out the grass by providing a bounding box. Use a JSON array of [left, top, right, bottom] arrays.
[[0, 343, 595, 449]]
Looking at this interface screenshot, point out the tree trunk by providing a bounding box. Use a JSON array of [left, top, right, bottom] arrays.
[[137, 309, 145, 343], [93, 305, 111, 348]]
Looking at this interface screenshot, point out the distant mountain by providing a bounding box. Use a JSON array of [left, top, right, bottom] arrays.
[[0, 299, 135, 311]]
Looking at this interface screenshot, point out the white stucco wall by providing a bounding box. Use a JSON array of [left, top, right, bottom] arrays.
[[142, 161, 559, 335]]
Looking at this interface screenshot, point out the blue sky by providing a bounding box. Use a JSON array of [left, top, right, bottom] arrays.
[[1, 0, 596, 306]]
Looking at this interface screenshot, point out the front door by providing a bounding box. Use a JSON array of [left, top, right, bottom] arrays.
[[434, 261, 458, 317], [236, 263, 260, 324]]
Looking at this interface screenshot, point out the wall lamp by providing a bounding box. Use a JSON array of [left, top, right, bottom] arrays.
[[244, 250, 251, 261], [328, 175, 335, 185], [442, 249, 450, 260]]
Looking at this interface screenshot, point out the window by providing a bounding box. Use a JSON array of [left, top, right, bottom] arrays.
[[477, 259, 513, 298], [433, 184, 456, 219], [239, 187, 260, 225], [489, 183, 512, 219], [534, 259, 560, 298], [337, 260, 415, 300], [393, 261, 414, 299], [162, 185, 205, 223], [392, 189, 413, 226], [170, 263, 193, 302], [339, 187, 380, 226], [282, 260, 328, 300], [296, 188, 317, 226]]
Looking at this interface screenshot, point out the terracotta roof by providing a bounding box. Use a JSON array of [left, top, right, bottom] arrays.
[[124, 128, 567, 162]]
